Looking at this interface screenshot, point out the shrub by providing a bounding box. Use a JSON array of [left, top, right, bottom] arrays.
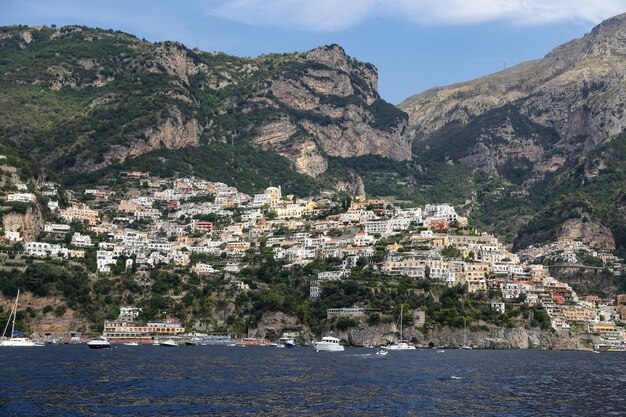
[[54, 305, 67, 317], [336, 317, 357, 330]]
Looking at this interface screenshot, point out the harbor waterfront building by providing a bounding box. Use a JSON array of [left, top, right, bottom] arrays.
[[327, 307, 367, 318], [103, 320, 185, 340]]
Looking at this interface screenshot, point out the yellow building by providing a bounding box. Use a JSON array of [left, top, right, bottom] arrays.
[[60, 206, 99, 225], [561, 305, 595, 323], [463, 262, 491, 292]]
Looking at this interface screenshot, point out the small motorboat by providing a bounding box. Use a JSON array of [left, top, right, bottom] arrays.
[[123, 342, 139, 346], [375, 349, 388, 356], [159, 340, 178, 347], [87, 337, 111, 349], [282, 338, 297, 348]]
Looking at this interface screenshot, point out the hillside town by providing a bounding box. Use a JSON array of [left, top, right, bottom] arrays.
[[1, 168, 625, 350]]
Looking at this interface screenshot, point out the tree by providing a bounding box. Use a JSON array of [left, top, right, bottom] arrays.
[[441, 245, 462, 260]]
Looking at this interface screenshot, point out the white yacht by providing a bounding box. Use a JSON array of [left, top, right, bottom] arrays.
[[313, 336, 344, 352], [280, 338, 297, 348], [385, 341, 416, 350], [87, 337, 111, 349], [0, 337, 39, 347], [384, 305, 416, 350], [0, 290, 41, 347]]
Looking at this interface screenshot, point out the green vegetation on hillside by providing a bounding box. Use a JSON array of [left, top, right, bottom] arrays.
[[526, 132, 626, 253], [415, 105, 560, 184], [64, 140, 326, 197]]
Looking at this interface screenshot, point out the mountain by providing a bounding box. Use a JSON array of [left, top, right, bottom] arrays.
[[401, 12, 626, 182], [399, 13, 626, 252], [0, 25, 410, 194], [3, 19, 626, 252]]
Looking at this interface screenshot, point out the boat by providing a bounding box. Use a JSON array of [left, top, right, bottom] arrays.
[[385, 341, 416, 350], [313, 336, 344, 352], [123, 342, 139, 346], [0, 290, 41, 347], [235, 338, 272, 346], [594, 343, 626, 352], [159, 339, 178, 347], [375, 349, 388, 356], [281, 338, 297, 348], [192, 334, 234, 346], [459, 319, 472, 350], [0, 337, 40, 347], [87, 337, 111, 349], [384, 305, 416, 350]]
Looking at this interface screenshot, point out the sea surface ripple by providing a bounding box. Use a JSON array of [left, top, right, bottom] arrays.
[[1, 346, 625, 416]]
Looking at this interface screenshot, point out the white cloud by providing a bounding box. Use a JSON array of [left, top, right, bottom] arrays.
[[207, 0, 626, 31]]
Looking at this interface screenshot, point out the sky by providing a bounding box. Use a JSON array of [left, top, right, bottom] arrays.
[[2, 0, 626, 104]]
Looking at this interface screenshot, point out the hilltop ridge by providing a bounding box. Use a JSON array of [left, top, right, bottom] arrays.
[[0, 25, 409, 185], [399, 13, 626, 252]]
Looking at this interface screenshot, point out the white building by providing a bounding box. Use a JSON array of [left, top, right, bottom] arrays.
[[353, 232, 376, 247], [500, 282, 523, 300], [231, 280, 250, 291], [44, 223, 71, 234], [193, 263, 216, 275], [327, 307, 366, 318], [71, 232, 93, 248], [97, 250, 116, 273], [6, 193, 36, 203], [424, 204, 460, 223], [491, 300, 506, 314], [5, 231, 22, 242], [364, 220, 391, 236], [382, 257, 426, 278], [252, 193, 271, 208], [430, 267, 456, 286], [25, 242, 68, 259], [310, 270, 349, 298], [119, 307, 142, 320]]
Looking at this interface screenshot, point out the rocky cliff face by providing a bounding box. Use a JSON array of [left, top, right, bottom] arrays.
[[2, 205, 44, 242], [549, 265, 620, 297], [0, 292, 89, 335], [0, 28, 410, 181], [514, 198, 616, 250], [401, 13, 626, 185], [557, 215, 615, 250], [247, 311, 313, 342], [425, 326, 591, 350], [321, 318, 590, 350], [252, 45, 411, 176]]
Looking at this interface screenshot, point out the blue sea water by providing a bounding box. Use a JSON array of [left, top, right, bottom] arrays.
[[0, 346, 625, 416]]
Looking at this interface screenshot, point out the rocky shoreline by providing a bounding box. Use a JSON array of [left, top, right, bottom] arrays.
[[249, 312, 596, 351]]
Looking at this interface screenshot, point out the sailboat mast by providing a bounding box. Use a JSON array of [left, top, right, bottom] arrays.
[[464, 319, 467, 345], [1, 301, 9, 341], [400, 305, 403, 341], [10, 289, 19, 340]]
